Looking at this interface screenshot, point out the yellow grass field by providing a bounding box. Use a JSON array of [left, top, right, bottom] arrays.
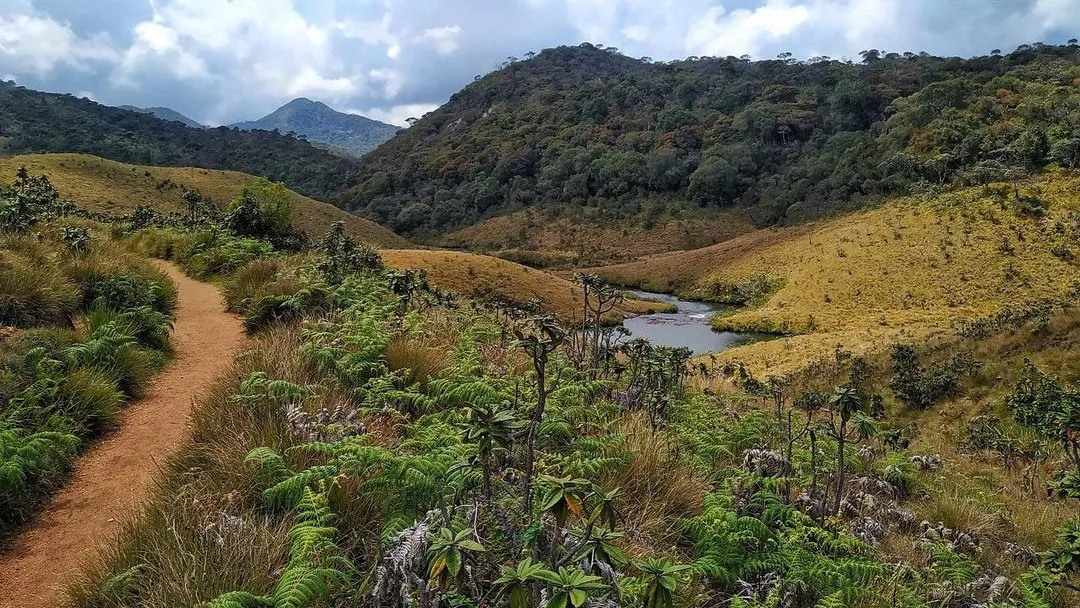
[[382, 249, 671, 323], [0, 153, 410, 248], [440, 208, 757, 266], [590, 175, 1080, 371]]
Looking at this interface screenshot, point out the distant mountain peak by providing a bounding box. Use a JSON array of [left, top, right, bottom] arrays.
[[118, 105, 204, 129], [229, 98, 399, 158]]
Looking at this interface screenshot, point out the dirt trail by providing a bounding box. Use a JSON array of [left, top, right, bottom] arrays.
[[0, 262, 246, 608]]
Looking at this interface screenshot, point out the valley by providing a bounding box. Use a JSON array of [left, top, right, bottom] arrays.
[[1, 35, 1080, 608]]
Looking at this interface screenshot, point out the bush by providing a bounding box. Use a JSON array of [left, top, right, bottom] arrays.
[[65, 250, 178, 315], [224, 180, 306, 250], [699, 274, 784, 306], [0, 425, 80, 533], [177, 230, 276, 279], [315, 221, 383, 285], [889, 345, 979, 410], [84, 304, 174, 352]]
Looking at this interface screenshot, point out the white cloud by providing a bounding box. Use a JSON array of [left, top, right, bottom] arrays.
[[0, 13, 116, 75], [1, 0, 1080, 126], [686, 1, 811, 58], [416, 25, 461, 55], [621, 25, 648, 42], [350, 102, 439, 126]]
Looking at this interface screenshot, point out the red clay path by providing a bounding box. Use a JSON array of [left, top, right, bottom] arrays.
[[0, 262, 245, 608]]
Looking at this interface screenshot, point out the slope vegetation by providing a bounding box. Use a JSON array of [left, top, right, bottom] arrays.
[[591, 175, 1080, 370], [0, 154, 408, 248], [441, 208, 756, 266], [343, 43, 1080, 240]]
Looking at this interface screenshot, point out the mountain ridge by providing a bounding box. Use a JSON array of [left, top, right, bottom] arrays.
[[230, 97, 400, 158], [0, 81, 360, 202]]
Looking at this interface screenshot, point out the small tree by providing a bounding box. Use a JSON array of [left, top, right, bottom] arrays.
[[826, 385, 877, 515], [636, 557, 691, 608], [514, 315, 566, 518], [316, 221, 383, 285]]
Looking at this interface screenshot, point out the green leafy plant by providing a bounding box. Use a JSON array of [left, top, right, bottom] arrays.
[[494, 557, 549, 608], [427, 527, 486, 592], [532, 566, 608, 608], [635, 557, 691, 608]]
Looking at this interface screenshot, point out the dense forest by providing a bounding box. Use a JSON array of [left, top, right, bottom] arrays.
[[0, 82, 360, 201], [344, 42, 1080, 237]]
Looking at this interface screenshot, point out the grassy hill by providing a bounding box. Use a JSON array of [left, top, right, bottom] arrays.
[[0, 154, 409, 248], [441, 208, 756, 266], [382, 249, 669, 322], [589, 175, 1080, 371]]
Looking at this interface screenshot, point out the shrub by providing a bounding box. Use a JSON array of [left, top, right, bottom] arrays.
[[315, 221, 383, 285], [60, 226, 92, 253], [1007, 360, 1080, 477], [178, 230, 276, 279], [225, 180, 305, 251], [0, 167, 63, 232], [84, 304, 174, 352], [700, 274, 784, 306], [125, 228, 198, 261], [224, 259, 283, 313], [65, 251, 178, 315], [243, 286, 331, 333], [889, 345, 979, 410], [81, 273, 167, 313]]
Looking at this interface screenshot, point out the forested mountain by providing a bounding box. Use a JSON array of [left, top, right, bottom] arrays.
[[118, 105, 205, 128], [230, 98, 400, 158], [0, 81, 359, 201], [344, 42, 1080, 237]]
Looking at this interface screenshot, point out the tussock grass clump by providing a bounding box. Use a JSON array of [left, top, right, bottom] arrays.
[[223, 259, 283, 313], [385, 335, 452, 388], [602, 413, 707, 545], [0, 248, 80, 328]]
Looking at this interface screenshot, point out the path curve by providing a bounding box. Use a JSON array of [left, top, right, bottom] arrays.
[[0, 262, 246, 608]]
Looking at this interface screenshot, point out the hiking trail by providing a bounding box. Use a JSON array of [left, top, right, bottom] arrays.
[[0, 261, 246, 608]]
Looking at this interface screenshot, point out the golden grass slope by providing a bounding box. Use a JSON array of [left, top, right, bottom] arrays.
[[591, 175, 1080, 371], [382, 249, 670, 323], [440, 208, 756, 266], [0, 153, 410, 248]]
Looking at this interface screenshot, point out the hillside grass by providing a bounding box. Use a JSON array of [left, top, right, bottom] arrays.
[[0, 154, 409, 248], [381, 249, 671, 323], [440, 208, 756, 267], [590, 175, 1080, 371]]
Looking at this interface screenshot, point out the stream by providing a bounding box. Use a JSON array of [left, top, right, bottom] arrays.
[[621, 290, 774, 356]]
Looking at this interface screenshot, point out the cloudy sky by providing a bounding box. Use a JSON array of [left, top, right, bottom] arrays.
[[0, 0, 1077, 126]]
